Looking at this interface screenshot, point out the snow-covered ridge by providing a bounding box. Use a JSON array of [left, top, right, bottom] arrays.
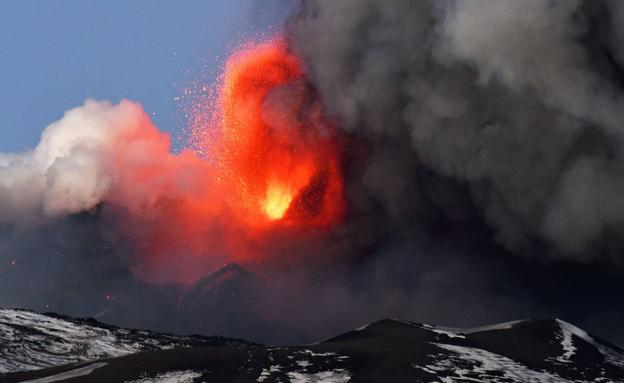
[[0, 308, 237, 374], [418, 319, 528, 337], [461, 319, 527, 334], [392, 318, 527, 338], [2, 311, 624, 382], [555, 319, 624, 368]]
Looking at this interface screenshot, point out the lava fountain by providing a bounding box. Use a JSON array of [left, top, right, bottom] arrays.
[[194, 40, 345, 228], [124, 39, 346, 283]]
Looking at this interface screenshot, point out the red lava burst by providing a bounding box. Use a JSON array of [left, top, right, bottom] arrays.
[[204, 40, 344, 228], [124, 39, 345, 284]]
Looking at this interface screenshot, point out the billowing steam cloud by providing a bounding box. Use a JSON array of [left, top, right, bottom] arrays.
[[0, 99, 208, 223], [2, 0, 624, 346], [0, 100, 131, 222], [0, 99, 226, 283], [289, 0, 624, 260]]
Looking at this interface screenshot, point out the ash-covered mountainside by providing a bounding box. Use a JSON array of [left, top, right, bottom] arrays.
[[2, 310, 624, 382], [0, 308, 248, 374]]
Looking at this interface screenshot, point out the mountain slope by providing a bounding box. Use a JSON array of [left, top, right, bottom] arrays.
[[1, 310, 623, 382], [0, 308, 247, 374]]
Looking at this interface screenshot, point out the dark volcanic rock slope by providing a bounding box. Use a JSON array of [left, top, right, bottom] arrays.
[[1, 310, 623, 382], [0, 308, 246, 375]]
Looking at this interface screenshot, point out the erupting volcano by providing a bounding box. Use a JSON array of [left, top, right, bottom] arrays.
[[5, 0, 624, 357], [118, 40, 346, 283]]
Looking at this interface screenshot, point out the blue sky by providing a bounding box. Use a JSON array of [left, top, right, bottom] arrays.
[[0, 0, 296, 152]]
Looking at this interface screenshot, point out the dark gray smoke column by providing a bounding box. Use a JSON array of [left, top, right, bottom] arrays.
[[288, 0, 624, 261]]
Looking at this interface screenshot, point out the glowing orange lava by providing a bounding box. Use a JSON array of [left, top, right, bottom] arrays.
[[198, 40, 345, 228], [264, 184, 293, 220]]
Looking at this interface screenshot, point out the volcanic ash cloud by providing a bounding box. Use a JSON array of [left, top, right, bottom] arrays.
[[288, 0, 624, 261]]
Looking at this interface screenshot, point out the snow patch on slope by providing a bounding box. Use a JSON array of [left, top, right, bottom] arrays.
[[400, 319, 525, 338], [555, 319, 624, 368], [419, 323, 466, 339], [257, 365, 282, 382], [0, 309, 140, 373], [462, 319, 526, 334], [124, 370, 202, 383], [287, 369, 351, 383], [426, 343, 575, 383], [556, 319, 590, 362], [21, 362, 108, 383], [0, 308, 218, 374]]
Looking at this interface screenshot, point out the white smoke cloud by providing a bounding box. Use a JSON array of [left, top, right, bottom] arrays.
[[0, 99, 169, 223]]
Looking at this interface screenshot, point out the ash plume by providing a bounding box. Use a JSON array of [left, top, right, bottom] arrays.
[[289, 0, 624, 260]]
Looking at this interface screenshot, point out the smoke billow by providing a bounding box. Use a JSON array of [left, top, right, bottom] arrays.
[[2, 0, 624, 346], [0, 100, 135, 222], [0, 99, 210, 223], [289, 0, 624, 260]]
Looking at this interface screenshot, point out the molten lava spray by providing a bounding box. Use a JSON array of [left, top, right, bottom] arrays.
[[124, 40, 345, 283], [199, 40, 344, 227]]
